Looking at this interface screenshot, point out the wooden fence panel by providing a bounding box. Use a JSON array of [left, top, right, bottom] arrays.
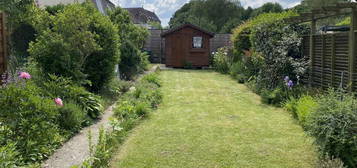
[[210, 34, 232, 53], [0, 12, 7, 76], [144, 29, 166, 63], [304, 32, 351, 89]]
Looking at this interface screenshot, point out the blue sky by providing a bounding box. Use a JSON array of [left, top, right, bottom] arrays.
[[112, 0, 301, 26]]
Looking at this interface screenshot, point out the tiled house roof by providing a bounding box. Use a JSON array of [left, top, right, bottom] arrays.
[[124, 7, 161, 24]]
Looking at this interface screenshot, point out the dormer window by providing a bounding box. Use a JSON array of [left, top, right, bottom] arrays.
[[193, 36, 203, 48]]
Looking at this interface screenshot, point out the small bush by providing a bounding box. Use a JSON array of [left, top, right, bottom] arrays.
[[0, 143, 21, 167], [284, 95, 318, 126], [284, 97, 298, 114], [136, 82, 162, 108], [84, 3, 120, 92], [295, 95, 318, 125], [229, 61, 247, 83], [100, 78, 132, 99], [261, 88, 286, 106], [0, 82, 62, 163], [30, 3, 120, 90], [118, 41, 148, 80], [213, 47, 232, 74], [142, 72, 161, 87], [58, 102, 86, 132], [307, 89, 357, 167], [41, 75, 103, 119], [114, 101, 137, 120], [134, 102, 151, 117]]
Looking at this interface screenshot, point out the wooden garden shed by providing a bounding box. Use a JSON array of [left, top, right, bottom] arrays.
[[161, 24, 214, 68]]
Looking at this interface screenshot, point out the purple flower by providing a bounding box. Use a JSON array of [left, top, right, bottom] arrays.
[[284, 76, 290, 83], [287, 80, 294, 88]]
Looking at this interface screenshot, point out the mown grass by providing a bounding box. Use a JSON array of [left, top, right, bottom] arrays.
[[111, 69, 318, 168]]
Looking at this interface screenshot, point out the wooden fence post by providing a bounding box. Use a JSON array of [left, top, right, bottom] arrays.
[[309, 16, 316, 87], [321, 35, 325, 87], [0, 12, 7, 76], [348, 8, 357, 92], [331, 34, 336, 87]]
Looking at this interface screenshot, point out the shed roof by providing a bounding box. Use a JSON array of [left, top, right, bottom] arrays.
[[161, 24, 215, 37]]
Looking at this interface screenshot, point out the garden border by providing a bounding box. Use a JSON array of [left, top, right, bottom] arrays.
[[42, 65, 161, 168]]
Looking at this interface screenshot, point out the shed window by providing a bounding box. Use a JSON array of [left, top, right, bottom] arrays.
[[193, 36, 203, 48]]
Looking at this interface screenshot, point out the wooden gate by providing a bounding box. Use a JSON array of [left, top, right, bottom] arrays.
[[0, 12, 7, 76]]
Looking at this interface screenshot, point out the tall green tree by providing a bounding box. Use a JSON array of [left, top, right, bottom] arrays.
[[251, 2, 283, 17], [169, 0, 244, 33]]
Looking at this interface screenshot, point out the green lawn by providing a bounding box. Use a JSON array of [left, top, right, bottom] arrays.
[[111, 70, 318, 168]]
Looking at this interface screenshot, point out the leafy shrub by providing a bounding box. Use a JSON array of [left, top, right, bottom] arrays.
[[30, 3, 120, 91], [284, 97, 298, 115], [0, 82, 62, 163], [261, 88, 286, 106], [108, 7, 149, 80], [231, 11, 308, 97], [135, 82, 162, 108], [285, 95, 318, 126], [45, 4, 66, 15], [134, 102, 151, 117], [29, 4, 100, 84], [40, 75, 103, 119], [118, 41, 148, 80], [100, 78, 132, 100], [250, 15, 309, 90], [0, 143, 21, 167], [231, 20, 252, 58], [84, 3, 120, 92], [229, 61, 247, 83], [213, 47, 233, 74], [58, 102, 86, 132], [73, 89, 103, 119], [41, 75, 102, 119], [295, 95, 318, 125], [108, 7, 149, 49], [142, 72, 161, 87], [90, 128, 112, 168], [232, 12, 298, 58], [307, 89, 357, 167], [114, 101, 137, 120]]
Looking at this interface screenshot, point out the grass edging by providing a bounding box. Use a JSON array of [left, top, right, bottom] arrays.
[[73, 68, 162, 168]]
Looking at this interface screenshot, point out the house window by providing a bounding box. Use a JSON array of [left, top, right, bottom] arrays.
[[193, 36, 203, 48]]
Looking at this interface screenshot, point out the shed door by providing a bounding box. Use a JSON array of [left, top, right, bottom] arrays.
[[172, 35, 184, 67]]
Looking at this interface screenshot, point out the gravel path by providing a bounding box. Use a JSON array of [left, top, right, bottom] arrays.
[[42, 65, 160, 168]]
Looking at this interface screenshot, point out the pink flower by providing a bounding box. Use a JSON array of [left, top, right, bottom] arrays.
[[19, 72, 31, 79], [54, 98, 63, 106]]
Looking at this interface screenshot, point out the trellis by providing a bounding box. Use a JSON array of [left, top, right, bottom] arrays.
[[285, 2, 357, 91]]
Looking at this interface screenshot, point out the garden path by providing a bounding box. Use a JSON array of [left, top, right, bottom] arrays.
[[42, 104, 116, 168], [42, 65, 160, 168], [111, 69, 318, 168]]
